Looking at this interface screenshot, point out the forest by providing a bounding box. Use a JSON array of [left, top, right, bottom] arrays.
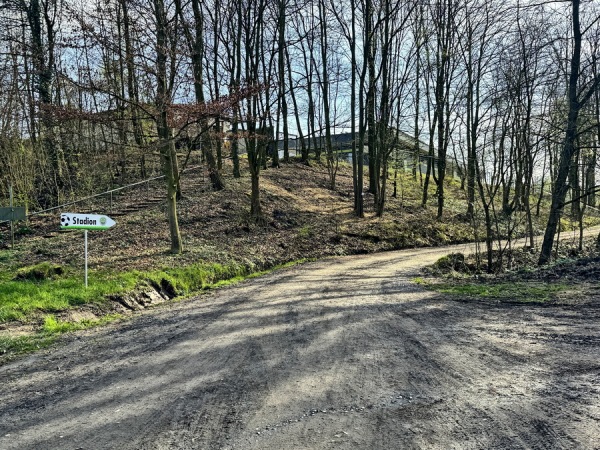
[[0, 0, 599, 266]]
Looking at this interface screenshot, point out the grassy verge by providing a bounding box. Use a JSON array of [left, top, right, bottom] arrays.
[[414, 277, 569, 303], [0, 258, 310, 360], [0, 315, 124, 361], [42, 314, 123, 334], [0, 334, 57, 356], [0, 274, 134, 323]]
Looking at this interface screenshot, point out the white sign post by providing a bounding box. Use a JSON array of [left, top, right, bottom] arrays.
[[60, 213, 116, 288]]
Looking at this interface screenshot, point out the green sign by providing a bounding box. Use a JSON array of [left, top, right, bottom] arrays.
[[0, 207, 26, 222]]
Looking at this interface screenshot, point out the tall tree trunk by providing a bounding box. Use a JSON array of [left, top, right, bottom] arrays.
[[230, 1, 243, 178], [121, 0, 146, 178], [244, 0, 266, 223], [539, 0, 583, 265], [155, 0, 182, 254], [435, 2, 449, 220], [190, 0, 224, 190], [319, 0, 335, 189], [351, 0, 363, 216], [28, 0, 60, 205], [366, 0, 376, 195], [286, 45, 307, 162], [413, 50, 421, 181], [465, 25, 476, 220], [212, 1, 223, 172], [590, 59, 600, 207], [278, 0, 289, 163], [413, 5, 424, 182]]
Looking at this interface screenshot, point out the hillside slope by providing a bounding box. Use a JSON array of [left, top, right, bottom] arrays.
[[1, 161, 474, 274]]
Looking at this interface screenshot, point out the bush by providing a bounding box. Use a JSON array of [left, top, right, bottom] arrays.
[[14, 262, 65, 281], [15, 226, 33, 236], [431, 253, 471, 274]]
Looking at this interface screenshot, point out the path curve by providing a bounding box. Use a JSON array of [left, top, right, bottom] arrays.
[[1, 241, 599, 449]]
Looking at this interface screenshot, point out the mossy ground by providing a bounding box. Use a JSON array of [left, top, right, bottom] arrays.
[[419, 235, 600, 305]]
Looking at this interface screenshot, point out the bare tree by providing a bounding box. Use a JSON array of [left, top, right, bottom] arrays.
[[539, 0, 600, 265]]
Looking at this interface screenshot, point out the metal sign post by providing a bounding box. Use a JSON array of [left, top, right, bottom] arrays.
[[60, 213, 116, 288], [84, 230, 88, 288]]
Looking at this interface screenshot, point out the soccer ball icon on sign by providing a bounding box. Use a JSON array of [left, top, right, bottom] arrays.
[[60, 214, 71, 227]]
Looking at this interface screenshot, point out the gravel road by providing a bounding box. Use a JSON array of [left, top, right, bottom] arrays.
[[1, 244, 599, 449]]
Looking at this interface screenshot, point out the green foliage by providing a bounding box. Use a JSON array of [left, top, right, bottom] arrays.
[[42, 314, 122, 334], [585, 216, 600, 227], [0, 275, 128, 323], [0, 258, 313, 360], [143, 259, 309, 296], [0, 250, 15, 264], [43, 315, 74, 333], [0, 312, 121, 359], [208, 259, 311, 289], [559, 218, 573, 232], [559, 216, 600, 233], [15, 226, 33, 237], [14, 262, 65, 281], [297, 225, 313, 238], [144, 261, 248, 296], [0, 335, 56, 357], [432, 253, 468, 271], [0, 259, 310, 328]]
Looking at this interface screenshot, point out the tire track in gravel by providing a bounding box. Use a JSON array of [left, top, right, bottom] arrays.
[[0, 243, 599, 449]]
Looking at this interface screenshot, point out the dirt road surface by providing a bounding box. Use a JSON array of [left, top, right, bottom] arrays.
[[1, 244, 599, 449]]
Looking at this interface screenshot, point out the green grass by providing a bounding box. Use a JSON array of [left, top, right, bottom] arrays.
[[297, 225, 313, 238], [0, 258, 312, 360], [42, 314, 123, 334], [414, 278, 568, 303], [0, 334, 57, 356], [0, 262, 250, 324], [162, 259, 311, 292], [0, 259, 311, 327], [141, 261, 251, 296], [0, 275, 134, 323], [0, 249, 17, 265], [0, 314, 123, 359]]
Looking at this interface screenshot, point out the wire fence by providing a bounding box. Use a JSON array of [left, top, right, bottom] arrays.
[[0, 165, 204, 227]]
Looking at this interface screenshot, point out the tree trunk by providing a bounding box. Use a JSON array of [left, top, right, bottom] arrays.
[[539, 0, 583, 265], [155, 0, 182, 254], [286, 45, 307, 163], [319, 0, 335, 189], [366, 0, 376, 195], [278, 0, 289, 163], [28, 0, 60, 205]]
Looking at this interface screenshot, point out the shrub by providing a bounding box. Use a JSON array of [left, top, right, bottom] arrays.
[[14, 262, 65, 281], [431, 253, 470, 274]]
